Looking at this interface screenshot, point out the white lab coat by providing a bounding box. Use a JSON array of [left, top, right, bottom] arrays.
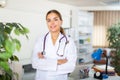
[[32, 32, 77, 80]]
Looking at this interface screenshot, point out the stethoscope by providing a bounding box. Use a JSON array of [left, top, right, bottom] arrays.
[[42, 32, 69, 57]]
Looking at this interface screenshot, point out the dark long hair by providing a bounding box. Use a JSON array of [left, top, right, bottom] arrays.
[[46, 10, 65, 35]]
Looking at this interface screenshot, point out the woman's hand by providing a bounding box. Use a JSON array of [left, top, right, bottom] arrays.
[[38, 52, 44, 59], [57, 58, 68, 65]]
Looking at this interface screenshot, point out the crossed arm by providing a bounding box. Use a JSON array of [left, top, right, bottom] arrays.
[[38, 52, 68, 65]]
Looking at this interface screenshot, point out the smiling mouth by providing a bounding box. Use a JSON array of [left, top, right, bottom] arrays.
[[50, 25, 56, 29]]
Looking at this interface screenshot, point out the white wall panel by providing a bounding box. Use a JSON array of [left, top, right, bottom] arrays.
[[0, 0, 75, 65]]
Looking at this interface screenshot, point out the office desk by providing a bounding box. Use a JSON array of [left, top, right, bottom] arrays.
[[69, 64, 120, 80], [69, 73, 120, 80]]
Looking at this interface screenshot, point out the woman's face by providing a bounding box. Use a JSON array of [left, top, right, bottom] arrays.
[[46, 13, 62, 33]]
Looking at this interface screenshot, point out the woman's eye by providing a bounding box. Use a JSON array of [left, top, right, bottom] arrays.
[[46, 18, 59, 22], [54, 18, 58, 21], [47, 19, 50, 22]]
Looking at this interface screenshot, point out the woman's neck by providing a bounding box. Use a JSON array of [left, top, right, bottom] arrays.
[[51, 32, 60, 45]]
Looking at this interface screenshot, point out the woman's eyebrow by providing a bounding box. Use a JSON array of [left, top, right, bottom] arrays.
[[47, 17, 59, 20]]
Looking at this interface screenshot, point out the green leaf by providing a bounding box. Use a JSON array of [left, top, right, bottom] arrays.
[[16, 23, 29, 39], [19, 23, 29, 33], [0, 22, 29, 80], [12, 23, 19, 28], [23, 27, 29, 33], [0, 61, 10, 72], [0, 22, 4, 30], [23, 27, 29, 39], [13, 39, 21, 51], [0, 52, 12, 60], [4, 39, 15, 54], [0, 34, 5, 46], [5, 75, 11, 80], [14, 28, 20, 36], [10, 55, 19, 61], [4, 27, 12, 34], [6, 23, 14, 29], [0, 75, 6, 80]]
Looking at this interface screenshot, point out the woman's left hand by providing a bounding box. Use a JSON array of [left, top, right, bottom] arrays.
[[38, 52, 44, 59], [57, 58, 68, 65]]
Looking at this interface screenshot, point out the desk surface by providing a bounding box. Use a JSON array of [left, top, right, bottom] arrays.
[[69, 64, 120, 80], [69, 74, 120, 80]]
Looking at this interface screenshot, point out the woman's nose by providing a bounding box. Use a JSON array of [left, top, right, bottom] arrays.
[[51, 20, 55, 24]]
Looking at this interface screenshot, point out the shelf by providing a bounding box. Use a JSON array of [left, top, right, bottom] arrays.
[[75, 11, 93, 65]]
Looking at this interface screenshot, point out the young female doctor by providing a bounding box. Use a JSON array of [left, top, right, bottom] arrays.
[[32, 10, 77, 80]]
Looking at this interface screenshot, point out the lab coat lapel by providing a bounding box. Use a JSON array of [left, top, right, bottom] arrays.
[[45, 33, 57, 58], [45, 33, 65, 58]]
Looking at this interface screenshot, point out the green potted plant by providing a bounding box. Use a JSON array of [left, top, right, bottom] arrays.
[[0, 22, 29, 80], [107, 21, 120, 75]]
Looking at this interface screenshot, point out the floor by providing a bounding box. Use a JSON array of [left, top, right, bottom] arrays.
[[22, 63, 94, 80], [22, 64, 93, 80], [22, 71, 74, 80], [22, 72, 35, 80], [22, 71, 120, 80], [22, 64, 120, 80]]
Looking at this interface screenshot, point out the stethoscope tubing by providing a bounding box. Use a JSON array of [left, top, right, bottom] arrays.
[[42, 32, 68, 56], [42, 32, 49, 55]]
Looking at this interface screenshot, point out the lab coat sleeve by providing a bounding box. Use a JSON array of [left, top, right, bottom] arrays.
[[57, 38, 77, 74], [32, 37, 57, 71]]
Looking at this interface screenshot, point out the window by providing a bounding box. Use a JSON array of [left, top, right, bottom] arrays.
[[93, 11, 120, 48]]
